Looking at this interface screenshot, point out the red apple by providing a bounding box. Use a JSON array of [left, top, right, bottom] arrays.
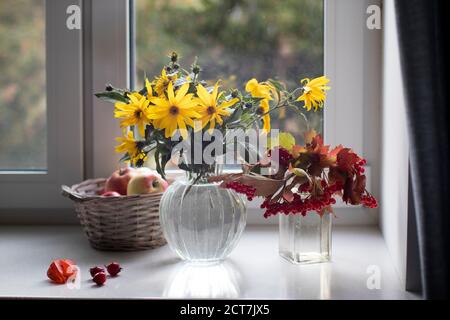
[[101, 191, 121, 197], [127, 172, 168, 195], [104, 167, 136, 195]]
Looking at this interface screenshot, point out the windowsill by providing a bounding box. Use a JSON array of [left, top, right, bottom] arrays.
[[0, 225, 419, 299]]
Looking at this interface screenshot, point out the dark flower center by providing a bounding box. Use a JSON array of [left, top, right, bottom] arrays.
[[206, 106, 216, 115], [135, 110, 143, 118], [169, 106, 179, 115]]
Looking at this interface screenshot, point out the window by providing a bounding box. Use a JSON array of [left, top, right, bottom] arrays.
[[0, 0, 83, 212], [0, 0, 46, 170], [1, 0, 377, 225], [133, 0, 324, 143]]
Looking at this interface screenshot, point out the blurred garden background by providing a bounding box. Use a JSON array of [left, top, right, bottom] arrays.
[[0, 0, 46, 170], [135, 0, 324, 144]]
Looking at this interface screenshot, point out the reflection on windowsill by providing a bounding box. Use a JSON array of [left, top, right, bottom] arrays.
[[163, 261, 242, 299], [281, 262, 331, 299]]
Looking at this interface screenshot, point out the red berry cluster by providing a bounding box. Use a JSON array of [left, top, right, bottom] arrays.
[[261, 183, 342, 218], [299, 182, 310, 192], [354, 158, 367, 174], [361, 194, 378, 208], [225, 181, 257, 201], [261, 196, 335, 218], [269, 147, 293, 167]]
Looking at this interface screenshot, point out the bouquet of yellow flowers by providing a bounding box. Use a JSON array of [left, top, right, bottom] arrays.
[[95, 52, 329, 180]]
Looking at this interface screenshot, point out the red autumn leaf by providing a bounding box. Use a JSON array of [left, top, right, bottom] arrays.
[[336, 148, 360, 173], [343, 174, 367, 205], [297, 133, 336, 176], [329, 144, 344, 161]]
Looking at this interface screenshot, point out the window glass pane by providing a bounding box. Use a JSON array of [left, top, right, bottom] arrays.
[[0, 0, 46, 170], [134, 0, 323, 144]]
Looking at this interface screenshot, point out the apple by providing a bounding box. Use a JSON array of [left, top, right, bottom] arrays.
[[104, 167, 137, 195], [101, 191, 121, 197], [127, 172, 168, 195]]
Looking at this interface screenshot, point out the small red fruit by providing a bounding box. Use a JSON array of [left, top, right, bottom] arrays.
[[105, 262, 122, 277], [89, 266, 105, 277], [92, 272, 107, 286]]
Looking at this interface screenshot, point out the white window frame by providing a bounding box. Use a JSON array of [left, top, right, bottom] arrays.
[[0, 0, 84, 221], [1, 0, 382, 226], [321, 0, 381, 226]]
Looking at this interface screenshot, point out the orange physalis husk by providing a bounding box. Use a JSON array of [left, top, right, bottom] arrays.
[[47, 259, 78, 284]]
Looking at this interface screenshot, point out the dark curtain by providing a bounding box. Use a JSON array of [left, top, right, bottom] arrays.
[[395, 0, 449, 299]]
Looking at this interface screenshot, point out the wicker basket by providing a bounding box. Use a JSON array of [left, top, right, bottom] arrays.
[[61, 178, 166, 251]]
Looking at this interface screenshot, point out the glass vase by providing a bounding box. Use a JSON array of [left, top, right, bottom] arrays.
[[279, 212, 332, 264], [159, 166, 247, 263]]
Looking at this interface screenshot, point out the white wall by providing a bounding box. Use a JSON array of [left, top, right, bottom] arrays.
[[381, 0, 410, 287]]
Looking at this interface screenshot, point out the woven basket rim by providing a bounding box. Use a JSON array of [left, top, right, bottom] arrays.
[[61, 178, 164, 203]]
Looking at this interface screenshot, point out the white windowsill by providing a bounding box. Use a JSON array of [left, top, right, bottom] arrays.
[[0, 225, 418, 299]]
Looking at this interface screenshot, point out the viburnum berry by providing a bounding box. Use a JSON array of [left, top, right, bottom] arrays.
[[299, 182, 310, 192], [361, 195, 378, 208], [225, 181, 256, 200], [89, 266, 105, 278], [105, 262, 122, 277], [92, 272, 107, 286], [261, 189, 340, 218]]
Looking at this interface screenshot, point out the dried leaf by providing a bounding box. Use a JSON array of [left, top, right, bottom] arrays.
[[209, 173, 285, 197]]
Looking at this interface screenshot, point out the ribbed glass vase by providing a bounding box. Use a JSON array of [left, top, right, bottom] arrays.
[[159, 166, 247, 263], [279, 212, 332, 264]]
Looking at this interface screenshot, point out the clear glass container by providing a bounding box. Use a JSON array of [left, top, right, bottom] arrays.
[[279, 212, 332, 264], [159, 168, 247, 263]]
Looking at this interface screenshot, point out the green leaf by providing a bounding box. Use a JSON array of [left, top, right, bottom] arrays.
[[142, 143, 156, 153], [224, 107, 243, 126], [268, 79, 286, 92], [119, 153, 131, 162], [160, 154, 171, 176], [95, 91, 129, 104], [154, 148, 164, 179]]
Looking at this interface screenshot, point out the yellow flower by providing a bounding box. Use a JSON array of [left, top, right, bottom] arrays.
[[195, 82, 239, 131], [245, 78, 273, 133], [115, 131, 147, 166], [296, 76, 330, 111], [145, 77, 153, 98], [148, 82, 200, 139], [153, 68, 178, 97], [114, 92, 151, 137], [257, 98, 271, 132], [245, 78, 273, 100]]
